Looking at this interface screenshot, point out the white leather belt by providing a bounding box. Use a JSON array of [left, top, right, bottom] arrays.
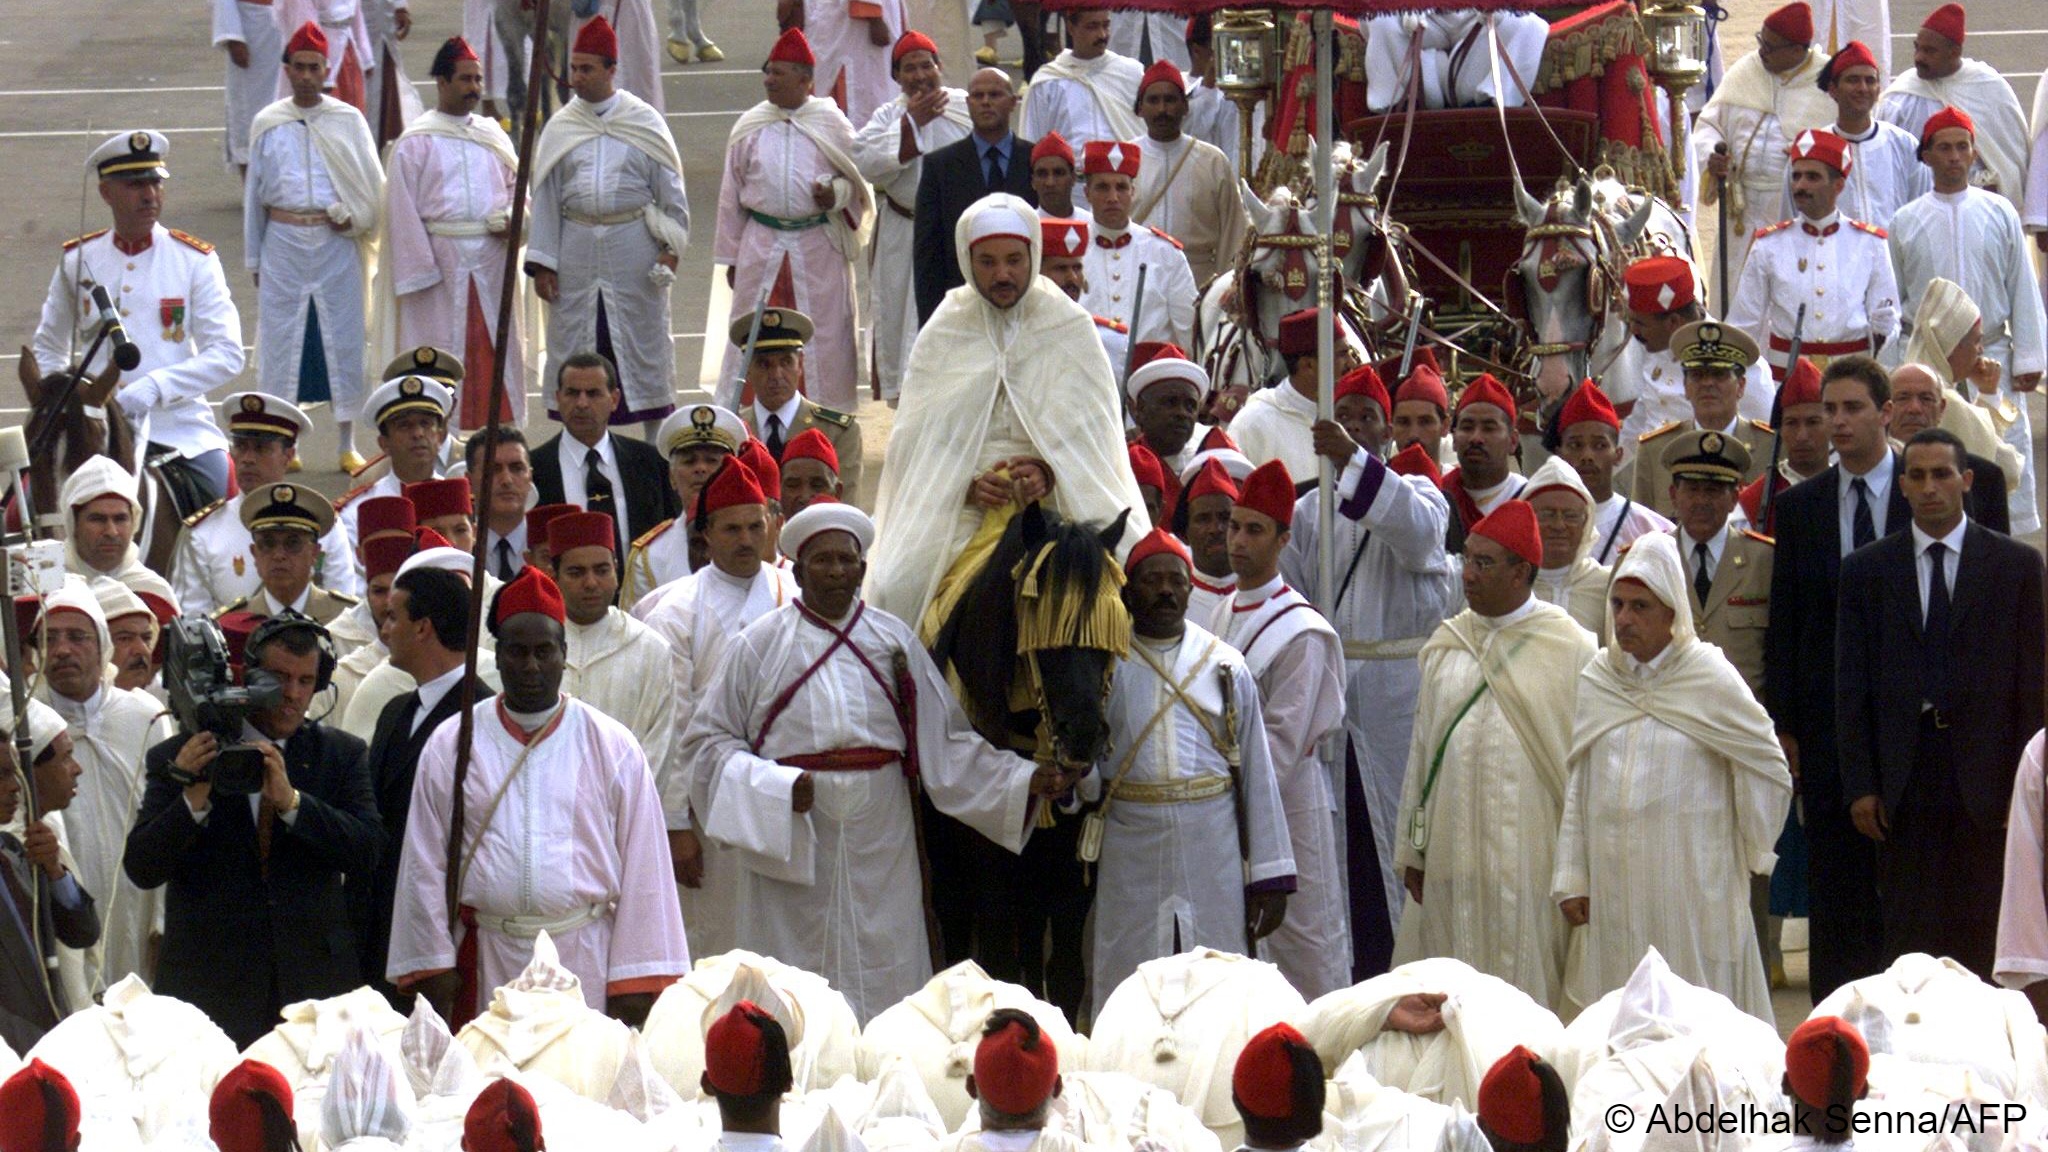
[[474, 901, 609, 939], [563, 207, 643, 227], [426, 220, 494, 237], [1343, 635, 1429, 661]]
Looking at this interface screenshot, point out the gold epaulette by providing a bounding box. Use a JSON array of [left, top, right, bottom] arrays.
[[1146, 225, 1185, 250], [1638, 420, 1682, 443], [1848, 219, 1887, 239], [1741, 528, 1776, 546], [62, 228, 108, 251], [631, 520, 674, 550], [1752, 220, 1794, 241], [166, 228, 215, 254], [332, 482, 376, 511], [182, 497, 227, 528], [1094, 314, 1129, 333]]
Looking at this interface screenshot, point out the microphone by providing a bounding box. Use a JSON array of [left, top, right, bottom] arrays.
[[87, 283, 143, 371]]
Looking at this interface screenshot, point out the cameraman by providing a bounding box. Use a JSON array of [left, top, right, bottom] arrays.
[[123, 614, 383, 1047]]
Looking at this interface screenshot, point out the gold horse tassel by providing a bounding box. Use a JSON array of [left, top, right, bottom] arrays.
[[1011, 547, 1132, 659]]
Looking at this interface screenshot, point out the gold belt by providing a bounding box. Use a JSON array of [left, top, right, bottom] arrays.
[[267, 208, 329, 226], [564, 206, 643, 226], [1112, 776, 1232, 805]]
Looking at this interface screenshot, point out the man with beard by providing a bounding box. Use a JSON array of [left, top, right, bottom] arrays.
[[1439, 374, 1525, 554], [1128, 61, 1246, 286], [94, 581, 171, 697], [1019, 8, 1143, 151], [914, 69, 1037, 324]]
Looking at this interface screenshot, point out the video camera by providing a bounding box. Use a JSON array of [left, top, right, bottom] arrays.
[[160, 616, 283, 794]]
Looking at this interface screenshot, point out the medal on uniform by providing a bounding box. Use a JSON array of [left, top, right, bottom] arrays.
[[162, 297, 186, 343], [233, 555, 245, 577]]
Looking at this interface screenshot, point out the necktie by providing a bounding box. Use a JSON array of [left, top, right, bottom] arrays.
[[1925, 541, 1952, 710], [398, 690, 424, 737], [585, 448, 622, 556], [766, 413, 786, 459], [495, 538, 518, 581], [985, 145, 1005, 190], [1693, 541, 1713, 605], [1850, 477, 1876, 549]]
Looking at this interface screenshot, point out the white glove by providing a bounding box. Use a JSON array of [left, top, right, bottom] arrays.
[[648, 263, 676, 288], [326, 202, 353, 228], [486, 207, 512, 235]]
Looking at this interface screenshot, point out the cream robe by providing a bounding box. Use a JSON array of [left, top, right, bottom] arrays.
[[683, 600, 1039, 1023], [564, 606, 677, 786], [241, 987, 409, 1150], [1392, 599, 1597, 1011], [339, 649, 501, 742], [851, 87, 973, 403], [26, 975, 242, 1144], [1533, 561, 1610, 634], [1691, 48, 1833, 305], [1085, 626, 1295, 1019], [1997, 732, 2048, 992], [1880, 61, 2033, 211], [386, 698, 691, 1008], [1228, 384, 1319, 482], [455, 933, 633, 1101], [642, 951, 863, 1097], [1020, 50, 1146, 150], [1131, 135, 1249, 287], [1810, 952, 2048, 1107]]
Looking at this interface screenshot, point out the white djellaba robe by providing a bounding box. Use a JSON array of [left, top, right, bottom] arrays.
[[1219, 574, 1350, 1000], [380, 109, 532, 429], [1551, 535, 1792, 1024], [1020, 49, 1146, 151], [360, 0, 420, 144], [37, 680, 172, 995], [456, 934, 636, 1102], [1281, 447, 1456, 937], [574, 0, 665, 116], [714, 97, 874, 413], [213, 0, 285, 168], [1130, 134, 1249, 287], [386, 696, 691, 1012], [340, 641, 502, 742], [1997, 732, 2048, 993], [643, 561, 798, 961], [564, 606, 678, 790], [1392, 596, 1597, 1012], [1361, 13, 1549, 113], [528, 91, 691, 423], [1880, 62, 2034, 212], [244, 95, 384, 421], [808, 0, 905, 129], [1187, 571, 1237, 637], [1084, 625, 1295, 1019], [1810, 952, 2048, 1107], [643, 952, 863, 1096], [1691, 47, 1832, 305], [866, 195, 1150, 628], [682, 599, 1042, 1023], [1890, 187, 2048, 534], [1110, 14, 1192, 72], [2033, 82, 2048, 309], [851, 86, 972, 403], [27, 974, 241, 1145], [241, 987, 409, 1150], [1810, 0, 1890, 80]]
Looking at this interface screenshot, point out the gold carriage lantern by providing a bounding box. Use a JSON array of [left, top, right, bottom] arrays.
[[1641, 0, 1709, 182], [1212, 8, 1277, 182]]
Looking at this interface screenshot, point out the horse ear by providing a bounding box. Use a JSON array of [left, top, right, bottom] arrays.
[[1239, 180, 1270, 229], [17, 346, 41, 405], [1020, 500, 1049, 547], [1572, 178, 1593, 222], [85, 356, 122, 408], [1513, 174, 1546, 229], [1616, 194, 1657, 248], [1361, 140, 1389, 192], [1099, 507, 1131, 551]]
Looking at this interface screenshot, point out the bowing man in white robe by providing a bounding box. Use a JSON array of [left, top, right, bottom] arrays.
[[850, 34, 971, 404], [215, 0, 285, 169], [682, 504, 1057, 1023], [1019, 9, 1145, 151], [1879, 4, 2032, 211], [1393, 501, 1598, 1011], [547, 511, 679, 793], [527, 17, 691, 429], [246, 24, 384, 446], [387, 566, 689, 1024], [1553, 534, 1792, 1024], [382, 39, 530, 430], [714, 29, 873, 413], [1088, 529, 1295, 1019]]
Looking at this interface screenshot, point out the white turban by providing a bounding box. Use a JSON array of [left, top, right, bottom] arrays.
[[1903, 277, 1983, 385], [1604, 531, 1696, 672], [782, 501, 875, 559], [961, 195, 1038, 254], [1523, 455, 1596, 564], [396, 547, 475, 582], [57, 454, 139, 514], [1, 695, 68, 766], [320, 1026, 415, 1148]]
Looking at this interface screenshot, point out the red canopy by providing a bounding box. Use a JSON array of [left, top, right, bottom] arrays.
[[1041, 0, 1530, 11]]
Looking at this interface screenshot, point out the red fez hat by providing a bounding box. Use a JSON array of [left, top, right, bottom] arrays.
[[1124, 526, 1191, 574], [572, 15, 618, 60], [1031, 131, 1076, 169], [782, 428, 840, 475], [705, 1001, 788, 1097], [1232, 1022, 1317, 1121], [1082, 140, 1141, 179], [1762, 2, 1813, 43], [1237, 460, 1296, 527], [284, 20, 329, 60], [1788, 128, 1853, 176], [1395, 362, 1451, 414], [893, 30, 939, 64], [736, 438, 782, 502], [1624, 256, 1695, 316], [217, 610, 264, 668], [525, 502, 578, 546], [0, 1059, 80, 1152], [138, 589, 177, 629], [1559, 380, 1620, 431], [1276, 308, 1321, 360], [1138, 59, 1186, 97], [210, 1060, 295, 1152], [974, 1016, 1062, 1115], [548, 511, 617, 558], [1335, 364, 1390, 416], [769, 27, 816, 68], [1781, 357, 1825, 407], [1477, 1047, 1549, 1146], [491, 564, 566, 629], [1186, 457, 1241, 504], [415, 526, 455, 552], [1785, 1017, 1869, 1110], [696, 456, 768, 523], [1455, 373, 1518, 423], [1128, 443, 1167, 492], [1375, 345, 1439, 386], [1922, 3, 1965, 45], [1921, 104, 1975, 148], [404, 477, 472, 521], [358, 495, 418, 541], [1388, 441, 1441, 482], [1820, 40, 1879, 88], [1131, 342, 1182, 371], [363, 535, 417, 582], [1042, 217, 1090, 260], [464, 1078, 543, 1152], [1471, 501, 1543, 567], [1197, 426, 1239, 453], [449, 36, 481, 63]]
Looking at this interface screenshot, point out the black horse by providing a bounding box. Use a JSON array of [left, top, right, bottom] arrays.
[[925, 501, 1130, 1020]]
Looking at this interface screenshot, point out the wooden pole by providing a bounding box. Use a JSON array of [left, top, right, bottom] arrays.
[[446, 0, 552, 927]]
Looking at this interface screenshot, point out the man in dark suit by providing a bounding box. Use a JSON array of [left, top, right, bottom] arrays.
[[1837, 428, 2044, 980], [915, 67, 1037, 324], [354, 567, 492, 1008], [125, 614, 383, 1047], [0, 702, 99, 1054], [531, 352, 680, 563]]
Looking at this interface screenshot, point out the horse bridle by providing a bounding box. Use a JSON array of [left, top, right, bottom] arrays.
[[1518, 207, 1622, 359]]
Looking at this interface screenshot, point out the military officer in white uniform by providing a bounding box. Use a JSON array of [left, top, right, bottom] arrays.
[[172, 393, 361, 615], [1077, 140, 1197, 348], [621, 403, 750, 610], [33, 130, 244, 506], [334, 372, 456, 554]]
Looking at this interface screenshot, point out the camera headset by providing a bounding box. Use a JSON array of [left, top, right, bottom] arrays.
[[243, 611, 338, 694]]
